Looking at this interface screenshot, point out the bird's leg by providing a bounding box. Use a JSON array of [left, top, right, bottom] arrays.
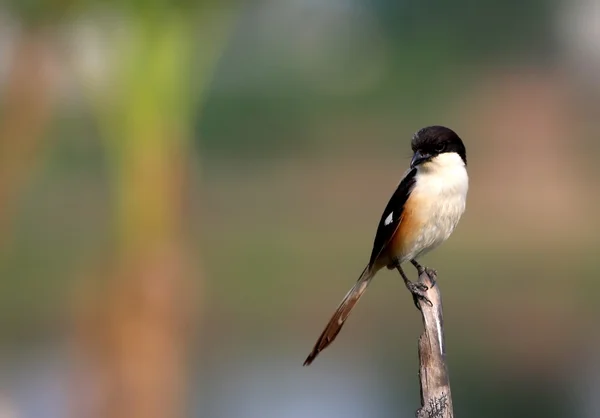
[[396, 264, 433, 309], [410, 259, 437, 287]]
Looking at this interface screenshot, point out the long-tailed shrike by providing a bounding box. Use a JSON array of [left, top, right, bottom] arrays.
[[304, 125, 468, 366]]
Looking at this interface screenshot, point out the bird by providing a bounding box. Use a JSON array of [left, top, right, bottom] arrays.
[[303, 125, 468, 366]]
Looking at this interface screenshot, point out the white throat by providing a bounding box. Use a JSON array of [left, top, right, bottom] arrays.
[[420, 152, 466, 174], [417, 152, 468, 193]]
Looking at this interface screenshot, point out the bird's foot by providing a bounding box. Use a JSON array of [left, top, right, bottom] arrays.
[[421, 267, 437, 287], [412, 260, 438, 288], [405, 280, 433, 309]]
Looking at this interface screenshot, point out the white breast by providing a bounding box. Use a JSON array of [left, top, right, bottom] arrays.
[[402, 152, 468, 262]]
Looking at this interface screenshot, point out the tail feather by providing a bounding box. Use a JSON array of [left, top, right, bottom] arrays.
[[303, 266, 374, 366]]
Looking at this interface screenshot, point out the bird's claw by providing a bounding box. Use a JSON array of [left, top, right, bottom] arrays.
[[423, 268, 437, 287], [406, 281, 433, 309], [413, 282, 429, 292]]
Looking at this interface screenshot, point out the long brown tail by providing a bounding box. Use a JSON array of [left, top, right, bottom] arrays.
[[303, 265, 374, 366]]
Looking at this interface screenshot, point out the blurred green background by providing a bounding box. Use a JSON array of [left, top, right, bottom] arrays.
[[1, 0, 600, 417]]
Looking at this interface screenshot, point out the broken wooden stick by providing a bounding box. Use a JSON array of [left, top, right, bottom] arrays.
[[414, 270, 454, 418]]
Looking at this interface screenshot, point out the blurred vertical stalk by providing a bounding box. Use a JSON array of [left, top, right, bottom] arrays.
[[73, 6, 236, 418], [0, 28, 56, 250]]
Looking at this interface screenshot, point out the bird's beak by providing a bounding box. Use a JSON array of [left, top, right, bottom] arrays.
[[410, 151, 431, 168]]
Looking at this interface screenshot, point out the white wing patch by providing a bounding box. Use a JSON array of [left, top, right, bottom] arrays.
[[384, 212, 394, 226]]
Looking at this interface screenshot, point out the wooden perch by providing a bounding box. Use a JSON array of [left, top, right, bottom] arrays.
[[414, 270, 454, 418]]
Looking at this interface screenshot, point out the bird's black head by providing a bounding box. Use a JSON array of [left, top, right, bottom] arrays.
[[410, 125, 467, 168]]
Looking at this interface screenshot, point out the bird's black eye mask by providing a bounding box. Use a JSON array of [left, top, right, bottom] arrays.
[[410, 150, 433, 168]]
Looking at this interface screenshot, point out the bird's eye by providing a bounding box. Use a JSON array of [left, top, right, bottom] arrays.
[[434, 144, 444, 153]]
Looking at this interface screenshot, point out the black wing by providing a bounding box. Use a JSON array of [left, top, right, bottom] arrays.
[[368, 168, 417, 267]]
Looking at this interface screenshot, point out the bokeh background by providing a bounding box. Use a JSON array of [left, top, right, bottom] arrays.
[[1, 0, 600, 417]]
